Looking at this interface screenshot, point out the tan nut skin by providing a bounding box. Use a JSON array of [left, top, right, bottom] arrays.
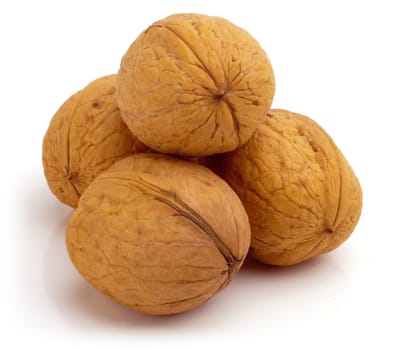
[[117, 13, 275, 156], [42, 75, 149, 208], [66, 154, 251, 315], [219, 109, 362, 266]]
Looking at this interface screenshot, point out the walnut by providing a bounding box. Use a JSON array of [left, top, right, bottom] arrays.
[[42, 75, 148, 208], [219, 109, 362, 266], [66, 153, 251, 315], [117, 13, 275, 156]]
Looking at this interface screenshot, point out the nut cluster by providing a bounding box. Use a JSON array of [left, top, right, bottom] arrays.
[[42, 13, 362, 315]]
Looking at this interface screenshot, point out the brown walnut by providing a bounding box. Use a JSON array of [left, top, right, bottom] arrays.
[[117, 13, 275, 156], [42, 75, 148, 208], [219, 109, 362, 266], [66, 153, 251, 315]]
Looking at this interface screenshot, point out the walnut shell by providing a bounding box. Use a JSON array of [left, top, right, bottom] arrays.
[[219, 109, 362, 266], [42, 75, 148, 208], [66, 153, 251, 315], [117, 13, 275, 156]]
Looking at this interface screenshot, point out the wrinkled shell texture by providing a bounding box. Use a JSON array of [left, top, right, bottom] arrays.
[[42, 75, 148, 208], [117, 13, 275, 156], [66, 153, 251, 315], [220, 109, 362, 266]]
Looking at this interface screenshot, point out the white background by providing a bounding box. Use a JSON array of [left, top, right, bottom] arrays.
[[1, 0, 398, 349]]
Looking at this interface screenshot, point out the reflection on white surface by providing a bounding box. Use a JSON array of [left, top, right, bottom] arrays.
[[11, 160, 394, 348], [18, 171, 355, 332]]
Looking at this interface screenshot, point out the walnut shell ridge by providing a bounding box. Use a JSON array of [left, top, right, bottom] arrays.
[[42, 75, 148, 208], [117, 13, 275, 156], [219, 109, 362, 266], [66, 153, 251, 315]]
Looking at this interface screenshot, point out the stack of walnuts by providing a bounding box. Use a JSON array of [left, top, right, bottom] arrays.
[[42, 13, 362, 315]]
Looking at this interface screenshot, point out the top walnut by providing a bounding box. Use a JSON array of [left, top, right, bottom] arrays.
[[117, 13, 275, 156]]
